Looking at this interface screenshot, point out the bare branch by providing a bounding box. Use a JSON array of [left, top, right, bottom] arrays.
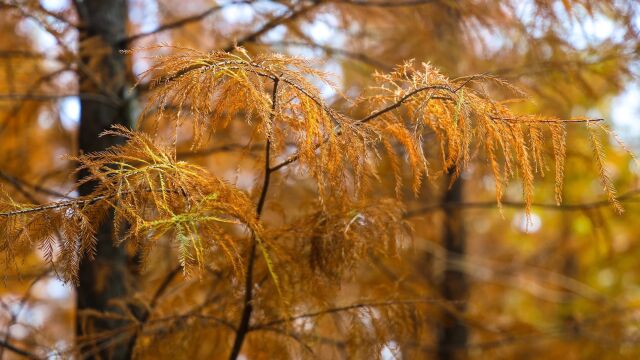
[[0, 271, 50, 360], [223, 1, 321, 52], [330, 0, 437, 7], [260, 40, 392, 70], [404, 188, 640, 218], [119, 0, 254, 47], [0, 171, 70, 199], [251, 299, 463, 330], [124, 265, 182, 357], [0, 93, 114, 104], [0, 339, 41, 359]]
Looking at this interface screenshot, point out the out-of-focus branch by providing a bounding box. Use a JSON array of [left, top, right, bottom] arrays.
[[135, 1, 320, 92], [124, 265, 182, 357], [0, 93, 115, 105], [330, 0, 436, 7], [404, 188, 640, 218], [259, 40, 392, 70], [118, 0, 255, 47], [492, 53, 635, 79], [251, 299, 461, 330], [493, 117, 605, 124], [0, 171, 40, 203], [0, 50, 49, 59], [1, 0, 79, 28], [0, 339, 41, 359], [0, 67, 71, 135], [222, 1, 321, 52], [0, 271, 50, 360]]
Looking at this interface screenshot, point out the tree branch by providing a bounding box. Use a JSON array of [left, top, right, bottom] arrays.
[[0, 195, 108, 217], [223, 1, 321, 52], [0, 93, 114, 104], [404, 188, 640, 218], [492, 117, 605, 124], [269, 77, 606, 173], [119, 0, 254, 47], [177, 143, 263, 159], [0, 170, 71, 199], [0, 271, 50, 360], [330, 0, 437, 7], [0, 339, 40, 359], [228, 77, 279, 360], [269, 83, 468, 172], [124, 265, 182, 357], [251, 298, 462, 330], [259, 40, 392, 70]]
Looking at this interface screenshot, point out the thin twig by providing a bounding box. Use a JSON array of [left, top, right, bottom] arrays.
[[223, 2, 320, 52], [404, 188, 640, 218], [0, 339, 41, 359], [492, 117, 605, 124], [119, 0, 254, 47], [251, 299, 463, 330], [0, 170, 71, 199], [0, 270, 50, 359], [331, 0, 436, 7], [0, 93, 114, 104], [259, 40, 392, 70], [123, 265, 182, 358]]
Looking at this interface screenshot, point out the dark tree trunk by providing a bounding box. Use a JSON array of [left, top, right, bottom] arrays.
[[437, 174, 469, 360], [73, 1, 134, 359]]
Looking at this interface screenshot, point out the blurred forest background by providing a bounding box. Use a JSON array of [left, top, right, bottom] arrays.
[[1, 0, 640, 359]]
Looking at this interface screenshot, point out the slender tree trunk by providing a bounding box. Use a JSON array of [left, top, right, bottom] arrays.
[[73, 1, 133, 359], [437, 174, 468, 360]]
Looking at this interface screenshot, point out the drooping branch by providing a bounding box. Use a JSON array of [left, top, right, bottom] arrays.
[[138, 1, 321, 89], [358, 84, 460, 125], [269, 83, 463, 172], [269, 76, 602, 173]]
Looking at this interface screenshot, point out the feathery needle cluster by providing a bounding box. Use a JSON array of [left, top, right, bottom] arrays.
[[0, 46, 621, 299]]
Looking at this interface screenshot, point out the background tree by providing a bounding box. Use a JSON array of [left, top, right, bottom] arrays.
[[0, 1, 639, 359]]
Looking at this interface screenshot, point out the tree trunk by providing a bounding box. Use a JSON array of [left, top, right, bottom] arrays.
[[437, 174, 469, 360], [73, 1, 133, 359]]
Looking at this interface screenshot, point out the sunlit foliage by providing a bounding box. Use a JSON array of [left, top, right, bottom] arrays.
[[0, 0, 639, 359]]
